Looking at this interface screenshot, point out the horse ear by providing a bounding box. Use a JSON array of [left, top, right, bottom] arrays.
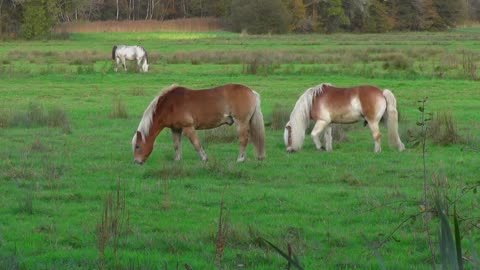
[[136, 131, 143, 142]]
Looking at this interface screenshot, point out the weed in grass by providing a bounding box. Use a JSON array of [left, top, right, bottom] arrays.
[[4, 103, 71, 132], [97, 179, 129, 269], [161, 178, 171, 210], [257, 237, 304, 270], [215, 199, 229, 269], [269, 104, 290, 131], [130, 87, 147, 96], [202, 125, 238, 144], [382, 53, 413, 70], [461, 49, 478, 80], [339, 173, 362, 186], [30, 139, 50, 152], [109, 97, 128, 119], [17, 191, 34, 215], [428, 111, 461, 146], [0, 249, 22, 270], [243, 57, 259, 75], [48, 106, 71, 134], [144, 163, 191, 180], [76, 64, 95, 74]]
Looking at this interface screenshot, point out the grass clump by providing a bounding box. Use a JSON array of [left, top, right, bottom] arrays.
[[202, 125, 238, 144], [269, 104, 290, 131], [109, 97, 128, 119], [428, 111, 461, 145], [1, 102, 71, 133]]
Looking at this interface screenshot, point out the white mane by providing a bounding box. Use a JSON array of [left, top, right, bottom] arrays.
[[132, 85, 178, 145], [286, 83, 331, 150]]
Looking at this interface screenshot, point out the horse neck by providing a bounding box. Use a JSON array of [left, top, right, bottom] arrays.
[[144, 120, 163, 145]]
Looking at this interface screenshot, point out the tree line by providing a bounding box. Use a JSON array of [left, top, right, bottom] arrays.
[[1, 0, 479, 38]]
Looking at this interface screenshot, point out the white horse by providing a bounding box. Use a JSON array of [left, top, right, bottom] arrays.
[[112, 45, 149, 72], [284, 83, 405, 153]]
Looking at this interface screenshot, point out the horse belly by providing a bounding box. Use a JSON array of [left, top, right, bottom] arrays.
[[330, 98, 363, 124]]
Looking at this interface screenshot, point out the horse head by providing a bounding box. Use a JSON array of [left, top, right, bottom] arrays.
[[141, 61, 149, 72], [132, 131, 154, 165], [284, 122, 295, 152]]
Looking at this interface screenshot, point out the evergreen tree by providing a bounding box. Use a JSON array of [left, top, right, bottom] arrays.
[[21, 0, 59, 39]]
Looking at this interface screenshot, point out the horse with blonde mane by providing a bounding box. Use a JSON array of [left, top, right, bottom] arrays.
[[132, 84, 266, 164], [284, 83, 405, 153]]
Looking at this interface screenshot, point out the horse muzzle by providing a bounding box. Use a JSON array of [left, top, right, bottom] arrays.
[[286, 147, 296, 153], [134, 159, 144, 165]]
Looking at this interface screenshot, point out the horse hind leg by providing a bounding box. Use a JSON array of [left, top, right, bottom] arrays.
[[367, 120, 382, 153], [236, 122, 250, 162], [311, 120, 329, 151], [183, 126, 208, 161]]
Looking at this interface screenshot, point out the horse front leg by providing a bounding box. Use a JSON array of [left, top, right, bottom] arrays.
[[324, 125, 333, 151], [183, 126, 208, 161], [114, 58, 119, 72], [121, 57, 127, 71], [311, 120, 329, 151], [236, 122, 250, 162], [172, 129, 183, 161]]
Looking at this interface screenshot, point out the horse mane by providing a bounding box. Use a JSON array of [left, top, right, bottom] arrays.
[[288, 83, 331, 150], [140, 46, 148, 64], [134, 84, 179, 143], [111, 45, 117, 60]]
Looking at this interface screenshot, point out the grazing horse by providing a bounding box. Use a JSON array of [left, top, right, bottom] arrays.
[[132, 84, 266, 164], [284, 83, 405, 153], [112, 45, 149, 72]]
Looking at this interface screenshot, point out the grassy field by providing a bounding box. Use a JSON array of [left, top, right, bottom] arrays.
[[0, 30, 479, 269]]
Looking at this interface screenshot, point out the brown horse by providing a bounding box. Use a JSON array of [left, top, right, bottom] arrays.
[[284, 83, 405, 153], [132, 84, 266, 164]]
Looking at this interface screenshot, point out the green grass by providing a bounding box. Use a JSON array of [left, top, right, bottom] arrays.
[[0, 29, 479, 269]]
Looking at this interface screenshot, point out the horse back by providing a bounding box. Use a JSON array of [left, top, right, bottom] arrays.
[[313, 85, 385, 122], [158, 84, 257, 129]]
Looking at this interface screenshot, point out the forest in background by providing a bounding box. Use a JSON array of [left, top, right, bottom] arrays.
[[0, 0, 480, 38]]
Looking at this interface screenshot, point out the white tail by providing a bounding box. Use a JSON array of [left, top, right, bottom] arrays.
[[250, 91, 266, 159], [383, 89, 405, 151]]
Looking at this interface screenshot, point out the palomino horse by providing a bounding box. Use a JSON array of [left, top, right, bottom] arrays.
[[112, 45, 149, 72], [132, 84, 266, 164], [284, 83, 405, 153]]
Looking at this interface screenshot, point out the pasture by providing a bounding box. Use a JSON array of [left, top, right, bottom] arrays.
[[0, 30, 479, 269]]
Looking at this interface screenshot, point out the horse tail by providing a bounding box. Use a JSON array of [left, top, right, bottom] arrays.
[[383, 89, 405, 151], [112, 45, 117, 60], [250, 90, 266, 160]]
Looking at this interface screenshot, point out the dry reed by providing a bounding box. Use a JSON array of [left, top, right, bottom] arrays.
[[54, 18, 222, 33]]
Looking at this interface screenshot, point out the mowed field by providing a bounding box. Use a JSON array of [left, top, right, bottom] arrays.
[[0, 29, 479, 269]]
